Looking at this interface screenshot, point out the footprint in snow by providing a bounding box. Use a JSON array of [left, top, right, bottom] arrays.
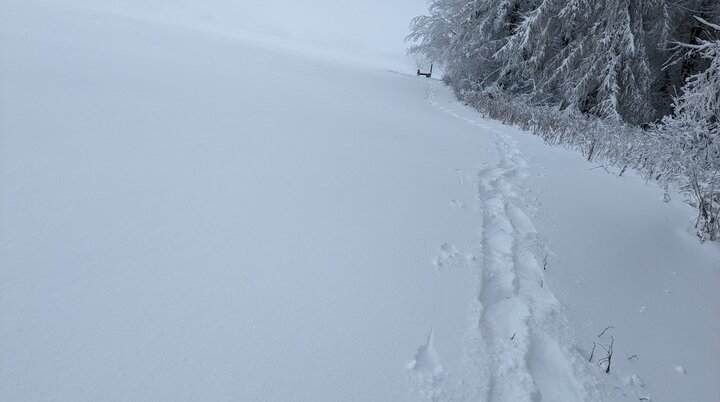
[[408, 329, 442, 373], [433, 242, 462, 269], [406, 329, 450, 401]]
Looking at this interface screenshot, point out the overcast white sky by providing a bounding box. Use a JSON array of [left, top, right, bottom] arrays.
[[57, 0, 429, 61], [229, 0, 428, 56]]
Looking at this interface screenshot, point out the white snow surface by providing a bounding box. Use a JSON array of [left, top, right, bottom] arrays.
[[1, 2, 719, 401]]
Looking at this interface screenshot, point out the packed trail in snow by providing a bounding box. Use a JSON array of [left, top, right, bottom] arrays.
[[408, 84, 602, 401]]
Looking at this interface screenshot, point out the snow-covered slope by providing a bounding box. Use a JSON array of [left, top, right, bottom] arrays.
[[0, 2, 485, 400], [1, 2, 718, 401]]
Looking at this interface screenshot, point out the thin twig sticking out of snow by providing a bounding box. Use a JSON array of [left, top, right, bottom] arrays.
[[598, 325, 615, 338]]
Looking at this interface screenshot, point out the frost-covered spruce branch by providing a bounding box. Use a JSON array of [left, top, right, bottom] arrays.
[[407, 0, 720, 240], [653, 18, 720, 239]]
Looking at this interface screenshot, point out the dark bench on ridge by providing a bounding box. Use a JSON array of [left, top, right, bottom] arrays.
[[417, 64, 433, 78]]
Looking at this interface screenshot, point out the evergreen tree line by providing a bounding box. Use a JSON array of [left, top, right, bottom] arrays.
[[407, 0, 720, 240]]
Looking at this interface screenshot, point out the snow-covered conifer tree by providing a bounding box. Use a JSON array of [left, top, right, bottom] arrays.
[[655, 17, 720, 238]]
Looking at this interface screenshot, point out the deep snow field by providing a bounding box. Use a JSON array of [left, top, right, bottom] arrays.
[[1, 1, 719, 401]]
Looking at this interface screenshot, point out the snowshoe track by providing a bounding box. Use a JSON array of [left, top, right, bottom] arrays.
[[415, 83, 602, 401]]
